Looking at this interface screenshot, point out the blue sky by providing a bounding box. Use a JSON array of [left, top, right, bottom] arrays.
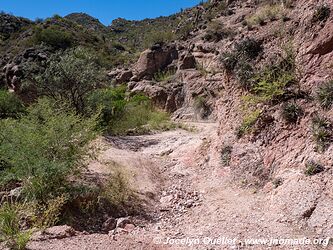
[[0, 0, 203, 25]]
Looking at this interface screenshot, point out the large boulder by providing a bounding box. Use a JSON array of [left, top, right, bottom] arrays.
[[308, 22, 333, 55], [134, 43, 178, 80]]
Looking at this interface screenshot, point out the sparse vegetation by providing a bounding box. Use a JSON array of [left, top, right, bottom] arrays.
[[281, 102, 303, 123], [312, 5, 331, 23], [153, 68, 176, 82], [316, 80, 333, 110], [305, 160, 325, 176], [236, 109, 261, 138], [311, 115, 332, 152], [102, 169, 140, 215], [246, 4, 284, 26], [203, 21, 234, 42], [221, 146, 232, 166]]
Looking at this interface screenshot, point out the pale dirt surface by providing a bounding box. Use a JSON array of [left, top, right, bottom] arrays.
[[27, 122, 326, 250]]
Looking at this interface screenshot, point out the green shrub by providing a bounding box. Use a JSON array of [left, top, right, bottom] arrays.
[[236, 109, 261, 138], [281, 102, 303, 123], [0, 90, 25, 119], [305, 160, 325, 176], [203, 21, 234, 42], [102, 169, 140, 215], [311, 115, 332, 152], [235, 38, 263, 59], [272, 177, 283, 188], [316, 80, 333, 109], [35, 47, 105, 113], [0, 98, 96, 202], [220, 52, 238, 72], [109, 94, 170, 135], [87, 85, 127, 127], [235, 61, 255, 90], [251, 47, 296, 103], [34, 26, 73, 49], [312, 5, 331, 23]]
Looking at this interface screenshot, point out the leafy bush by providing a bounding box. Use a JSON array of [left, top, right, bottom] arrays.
[[281, 102, 303, 123], [87, 85, 127, 127], [34, 26, 73, 49], [316, 80, 333, 110], [250, 46, 296, 103], [235, 38, 263, 59], [220, 38, 262, 75], [235, 61, 255, 90], [0, 90, 25, 119], [312, 5, 331, 23], [305, 160, 325, 176], [220, 52, 238, 72], [236, 109, 261, 138], [311, 115, 332, 152], [0, 98, 96, 202], [35, 47, 105, 113]]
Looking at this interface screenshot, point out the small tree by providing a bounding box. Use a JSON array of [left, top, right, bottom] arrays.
[[35, 47, 105, 113]]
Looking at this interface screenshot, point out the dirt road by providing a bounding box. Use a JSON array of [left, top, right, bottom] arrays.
[[28, 122, 322, 250]]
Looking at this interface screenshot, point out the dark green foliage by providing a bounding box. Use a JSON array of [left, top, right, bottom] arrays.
[[281, 102, 303, 123], [0, 90, 25, 119], [316, 80, 333, 109], [305, 160, 325, 176], [35, 47, 105, 113], [220, 52, 238, 72], [203, 21, 234, 42], [311, 115, 332, 152], [87, 86, 171, 135], [250, 47, 296, 103], [87, 85, 127, 127], [312, 5, 331, 23], [235, 38, 263, 59], [34, 26, 73, 49], [0, 98, 96, 202], [235, 61, 255, 90], [220, 38, 262, 77]]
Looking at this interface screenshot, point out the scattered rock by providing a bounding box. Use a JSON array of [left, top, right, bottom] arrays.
[[32, 225, 76, 241], [102, 217, 117, 232], [116, 217, 132, 228]]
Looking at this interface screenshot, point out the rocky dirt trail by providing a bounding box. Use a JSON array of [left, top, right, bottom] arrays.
[[28, 122, 321, 250]]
